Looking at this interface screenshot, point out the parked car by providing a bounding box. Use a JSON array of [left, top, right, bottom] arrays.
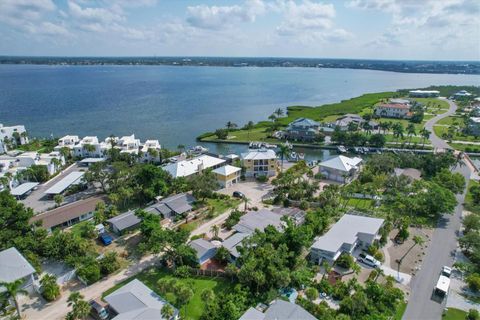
[[89, 299, 109, 320], [442, 266, 452, 278], [233, 191, 245, 199], [99, 233, 113, 246], [359, 254, 381, 268]]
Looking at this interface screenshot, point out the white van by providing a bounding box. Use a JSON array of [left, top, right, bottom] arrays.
[[434, 275, 450, 298]]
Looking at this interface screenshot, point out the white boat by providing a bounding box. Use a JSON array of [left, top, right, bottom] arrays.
[[289, 151, 298, 161], [298, 153, 305, 160], [190, 145, 208, 153], [337, 145, 347, 153]]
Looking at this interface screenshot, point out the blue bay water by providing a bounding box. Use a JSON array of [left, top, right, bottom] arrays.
[[1, 64, 479, 152]]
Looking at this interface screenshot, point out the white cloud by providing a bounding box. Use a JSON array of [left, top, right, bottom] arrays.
[[274, 1, 352, 43], [186, 0, 266, 30], [0, 0, 57, 31]]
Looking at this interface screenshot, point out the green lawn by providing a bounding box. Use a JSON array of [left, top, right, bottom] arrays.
[[413, 97, 449, 109], [434, 126, 480, 143], [102, 268, 236, 320], [448, 143, 480, 152], [206, 198, 240, 216], [393, 301, 407, 320], [442, 308, 467, 320], [437, 116, 463, 126], [345, 198, 374, 209]]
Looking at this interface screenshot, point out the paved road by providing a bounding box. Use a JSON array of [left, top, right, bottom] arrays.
[[423, 98, 457, 150], [403, 99, 470, 320]]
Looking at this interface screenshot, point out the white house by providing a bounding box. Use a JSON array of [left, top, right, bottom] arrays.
[[0, 124, 28, 153], [0, 247, 36, 294], [409, 90, 440, 97], [162, 155, 226, 178], [375, 103, 411, 119], [8, 151, 65, 176], [310, 214, 384, 264], [73, 136, 110, 158], [117, 134, 141, 154], [212, 165, 241, 188], [318, 155, 362, 183], [55, 135, 80, 151], [140, 140, 162, 163]]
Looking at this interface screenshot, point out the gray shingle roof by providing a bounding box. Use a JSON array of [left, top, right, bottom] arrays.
[[107, 210, 141, 232], [264, 300, 317, 320], [150, 193, 196, 216], [189, 239, 216, 260], [104, 279, 178, 320], [233, 209, 283, 235], [222, 233, 249, 258], [0, 247, 35, 283]]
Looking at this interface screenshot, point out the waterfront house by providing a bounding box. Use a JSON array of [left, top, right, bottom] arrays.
[[55, 135, 80, 151], [453, 90, 472, 99], [375, 102, 411, 119], [240, 149, 277, 178], [239, 299, 316, 320], [73, 136, 110, 158], [285, 118, 321, 142], [0, 247, 36, 294], [212, 165, 241, 188], [333, 114, 364, 131], [409, 90, 440, 97], [140, 140, 161, 163], [188, 239, 218, 265], [0, 124, 28, 153], [163, 155, 226, 179], [30, 196, 106, 232], [468, 117, 480, 136], [117, 134, 141, 155], [318, 155, 363, 183], [104, 279, 179, 320], [310, 214, 384, 264]]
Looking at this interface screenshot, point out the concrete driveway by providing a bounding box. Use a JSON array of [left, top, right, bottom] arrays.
[[217, 180, 274, 208]]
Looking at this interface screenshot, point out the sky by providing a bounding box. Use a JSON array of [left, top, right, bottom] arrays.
[[0, 0, 479, 61]]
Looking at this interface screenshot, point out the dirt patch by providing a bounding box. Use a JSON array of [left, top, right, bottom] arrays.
[[385, 227, 433, 275]]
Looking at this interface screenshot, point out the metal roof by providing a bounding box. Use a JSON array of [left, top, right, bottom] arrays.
[[107, 210, 142, 232], [0, 247, 35, 283], [319, 155, 362, 173], [104, 279, 178, 320], [233, 209, 283, 235], [311, 214, 384, 254], [189, 239, 217, 259], [222, 232, 249, 258], [79, 157, 106, 163], [44, 171, 85, 195], [10, 182, 39, 196], [264, 300, 317, 320]]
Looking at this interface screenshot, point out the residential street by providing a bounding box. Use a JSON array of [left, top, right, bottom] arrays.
[[423, 98, 457, 151], [403, 99, 472, 320]]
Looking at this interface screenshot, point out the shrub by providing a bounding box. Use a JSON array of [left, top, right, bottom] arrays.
[[305, 287, 319, 301], [174, 265, 191, 278], [40, 274, 60, 302], [215, 247, 231, 263], [368, 270, 378, 281], [77, 260, 101, 285], [299, 200, 309, 210], [466, 273, 480, 292], [99, 252, 120, 276], [336, 253, 354, 269], [374, 251, 384, 262], [467, 309, 480, 320], [256, 175, 268, 183], [224, 210, 243, 230]]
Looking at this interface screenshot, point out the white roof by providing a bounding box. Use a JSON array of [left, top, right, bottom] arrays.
[[436, 275, 451, 292], [311, 214, 384, 254], [319, 155, 362, 172], [80, 157, 106, 163], [104, 279, 177, 320], [163, 155, 225, 178], [0, 247, 35, 283], [213, 165, 241, 176], [10, 182, 39, 196], [409, 90, 440, 94], [470, 117, 480, 124], [241, 149, 277, 160], [45, 171, 85, 194]]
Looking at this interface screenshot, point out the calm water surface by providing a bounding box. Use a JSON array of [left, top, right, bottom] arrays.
[[1, 64, 479, 158]]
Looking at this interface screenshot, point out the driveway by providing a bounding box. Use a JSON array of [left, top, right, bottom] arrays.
[[21, 254, 159, 320], [403, 164, 471, 320], [424, 98, 457, 150]]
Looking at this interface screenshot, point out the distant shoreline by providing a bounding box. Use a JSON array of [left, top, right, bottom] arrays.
[[1, 56, 479, 75]]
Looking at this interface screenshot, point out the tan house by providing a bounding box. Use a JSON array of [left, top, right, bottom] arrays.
[[241, 149, 277, 178], [212, 165, 241, 188]]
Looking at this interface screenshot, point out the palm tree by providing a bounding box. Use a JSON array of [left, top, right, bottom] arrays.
[[67, 292, 91, 320], [161, 304, 175, 319], [210, 225, 219, 239], [0, 279, 28, 318], [275, 108, 284, 117], [268, 114, 277, 122], [406, 123, 416, 146], [243, 196, 251, 212], [420, 128, 431, 149], [321, 261, 332, 280], [225, 121, 238, 131], [278, 143, 289, 173], [177, 144, 185, 153], [392, 123, 404, 143]]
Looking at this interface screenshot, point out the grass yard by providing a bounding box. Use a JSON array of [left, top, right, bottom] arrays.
[[393, 301, 407, 320], [102, 268, 236, 320], [448, 143, 480, 152], [442, 308, 467, 320], [437, 116, 463, 126], [206, 198, 241, 216], [434, 126, 480, 143], [345, 198, 375, 209], [413, 97, 449, 109]]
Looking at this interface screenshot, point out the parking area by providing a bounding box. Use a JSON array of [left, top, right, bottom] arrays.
[[217, 180, 274, 208]]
